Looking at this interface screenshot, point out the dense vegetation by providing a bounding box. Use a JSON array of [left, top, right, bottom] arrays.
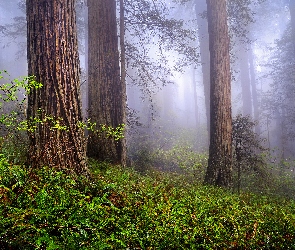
[[0, 72, 294, 249], [1, 1, 295, 247], [1, 156, 295, 249]]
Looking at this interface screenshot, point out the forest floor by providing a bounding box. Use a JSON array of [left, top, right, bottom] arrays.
[[0, 158, 295, 249]]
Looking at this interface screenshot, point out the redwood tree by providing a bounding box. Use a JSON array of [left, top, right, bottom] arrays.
[[204, 0, 233, 187], [87, 0, 127, 165], [26, 0, 89, 176]]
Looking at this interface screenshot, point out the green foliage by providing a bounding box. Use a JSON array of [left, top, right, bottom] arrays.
[[260, 153, 295, 199], [151, 146, 207, 181], [128, 127, 208, 176], [0, 72, 294, 248], [0, 72, 125, 165], [1, 157, 295, 249], [26, 111, 126, 140], [101, 124, 125, 141], [0, 130, 28, 164], [232, 114, 269, 193], [0, 70, 41, 164], [78, 120, 125, 141], [0, 70, 42, 102]]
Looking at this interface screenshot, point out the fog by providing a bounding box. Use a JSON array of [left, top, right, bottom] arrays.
[[1, 0, 295, 175]]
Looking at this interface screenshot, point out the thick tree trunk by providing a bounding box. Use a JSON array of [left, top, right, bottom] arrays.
[[26, 0, 88, 176], [204, 0, 233, 187], [87, 0, 127, 165]]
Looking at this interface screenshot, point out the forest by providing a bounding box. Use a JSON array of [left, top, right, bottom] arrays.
[[0, 0, 295, 248]]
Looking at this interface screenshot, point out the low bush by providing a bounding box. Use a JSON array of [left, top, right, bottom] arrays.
[[1, 157, 295, 249], [128, 127, 208, 179]]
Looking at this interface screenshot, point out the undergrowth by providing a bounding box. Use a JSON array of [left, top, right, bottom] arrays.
[[0, 157, 295, 249]]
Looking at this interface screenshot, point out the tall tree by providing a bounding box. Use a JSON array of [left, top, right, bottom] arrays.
[[238, 43, 252, 117], [265, 23, 295, 157], [195, 0, 210, 139], [192, 67, 199, 129], [248, 43, 260, 134], [26, 0, 89, 176], [289, 0, 295, 51], [204, 0, 233, 187], [87, 0, 127, 165]]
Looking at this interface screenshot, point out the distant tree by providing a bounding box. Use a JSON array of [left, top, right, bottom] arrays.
[[195, 0, 210, 139], [264, 24, 295, 157], [204, 0, 232, 187], [238, 42, 252, 117], [289, 0, 295, 51], [119, 0, 126, 98], [87, 0, 127, 165], [123, 0, 198, 99], [175, 0, 263, 141], [26, 0, 89, 176], [248, 43, 260, 135], [227, 0, 265, 130]]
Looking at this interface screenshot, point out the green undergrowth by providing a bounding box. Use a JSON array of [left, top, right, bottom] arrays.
[[0, 158, 295, 249]]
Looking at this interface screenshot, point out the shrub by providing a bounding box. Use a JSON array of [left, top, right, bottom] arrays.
[[128, 127, 208, 176], [1, 159, 295, 249]]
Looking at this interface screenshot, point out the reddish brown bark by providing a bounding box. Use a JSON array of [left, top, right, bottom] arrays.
[[87, 0, 127, 165], [26, 0, 88, 176], [204, 0, 233, 187]]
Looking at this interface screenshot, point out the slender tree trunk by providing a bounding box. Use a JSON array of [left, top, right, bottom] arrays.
[[87, 0, 127, 165], [26, 0, 88, 176], [239, 43, 252, 117], [289, 0, 295, 52], [248, 44, 261, 134], [237, 159, 241, 194], [204, 0, 233, 187], [120, 0, 127, 165], [192, 67, 199, 129], [120, 0, 126, 86], [195, 0, 210, 140], [83, 1, 89, 120]]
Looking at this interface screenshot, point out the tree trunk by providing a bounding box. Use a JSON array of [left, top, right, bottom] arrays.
[[120, 0, 127, 165], [239, 43, 252, 117], [248, 44, 261, 135], [204, 0, 233, 187], [87, 0, 127, 165], [289, 0, 295, 52], [195, 0, 210, 140], [26, 0, 88, 176], [192, 67, 199, 129], [83, 2, 89, 121]]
